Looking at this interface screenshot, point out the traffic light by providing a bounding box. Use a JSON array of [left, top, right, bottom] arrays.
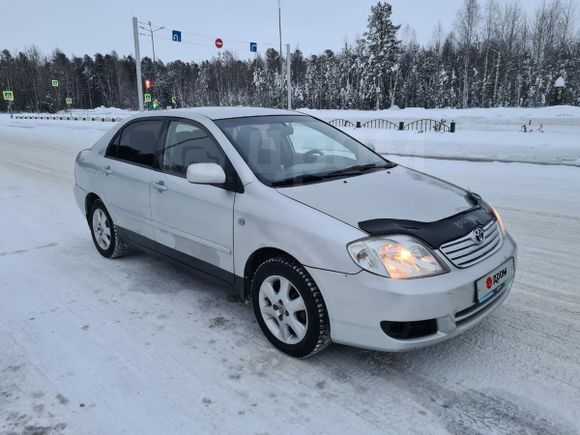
[[144, 79, 152, 90]]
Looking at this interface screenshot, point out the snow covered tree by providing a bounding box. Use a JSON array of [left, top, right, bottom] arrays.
[[0, 0, 578, 112], [359, 2, 401, 108]]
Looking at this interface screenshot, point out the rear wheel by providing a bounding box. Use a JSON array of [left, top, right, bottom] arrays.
[[251, 256, 331, 358], [88, 199, 129, 258]]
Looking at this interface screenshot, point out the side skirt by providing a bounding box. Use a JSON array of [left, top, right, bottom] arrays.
[[118, 227, 245, 298]]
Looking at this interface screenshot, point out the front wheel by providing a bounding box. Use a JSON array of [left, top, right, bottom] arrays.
[[88, 199, 129, 258], [251, 256, 331, 358]]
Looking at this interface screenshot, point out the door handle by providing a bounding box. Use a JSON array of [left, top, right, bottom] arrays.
[[102, 165, 112, 175], [152, 181, 168, 192]]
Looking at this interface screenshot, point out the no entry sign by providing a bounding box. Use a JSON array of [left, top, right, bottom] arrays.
[[215, 38, 223, 49]]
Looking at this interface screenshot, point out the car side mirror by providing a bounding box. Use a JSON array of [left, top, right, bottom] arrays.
[[366, 142, 376, 151], [186, 163, 226, 185]]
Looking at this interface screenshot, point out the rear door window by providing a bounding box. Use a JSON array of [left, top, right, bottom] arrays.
[[115, 120, 163, 167]]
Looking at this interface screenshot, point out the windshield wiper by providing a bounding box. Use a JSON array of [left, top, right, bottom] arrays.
[[322, 163, 393, 178], [272, 163, 396, 187], [271, 163, 394, 187], [271, 173, 328, 187]]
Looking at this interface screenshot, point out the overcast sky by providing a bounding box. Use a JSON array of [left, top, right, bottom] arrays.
[[0, 0, 563, 62]]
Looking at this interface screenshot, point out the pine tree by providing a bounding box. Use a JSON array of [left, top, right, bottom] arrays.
[[359, 2, 401, 109]]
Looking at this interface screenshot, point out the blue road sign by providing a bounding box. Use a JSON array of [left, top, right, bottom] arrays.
[[250, 42, 257, 52], [172, 30, 182, 42]]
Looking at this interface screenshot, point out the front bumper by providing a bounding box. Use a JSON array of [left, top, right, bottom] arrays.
[[306, 233, 517, 352]]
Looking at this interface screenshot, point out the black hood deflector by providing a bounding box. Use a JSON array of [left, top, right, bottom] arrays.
[[358, 193, 495, 248]]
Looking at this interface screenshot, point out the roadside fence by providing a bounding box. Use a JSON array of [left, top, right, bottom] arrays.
[[328, 118, 456, 133]]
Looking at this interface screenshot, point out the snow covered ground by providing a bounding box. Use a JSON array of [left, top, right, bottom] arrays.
[[1, 116, 580, 434], [303, 106, 580, 166], [39, 105, 580, 166]]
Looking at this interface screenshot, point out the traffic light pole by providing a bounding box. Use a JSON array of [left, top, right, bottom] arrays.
[[133, 17, 144, 112]]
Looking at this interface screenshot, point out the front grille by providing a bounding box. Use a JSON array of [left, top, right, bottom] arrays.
[[439, 219, 502, 268]]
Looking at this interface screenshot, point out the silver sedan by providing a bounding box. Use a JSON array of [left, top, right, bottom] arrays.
[[74, 107, 517, 357]]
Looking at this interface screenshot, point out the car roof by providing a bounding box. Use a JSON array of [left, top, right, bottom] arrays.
[[128, 106, 302, 121]]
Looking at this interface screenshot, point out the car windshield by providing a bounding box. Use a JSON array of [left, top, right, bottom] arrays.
[[215, 115, 395, 187]]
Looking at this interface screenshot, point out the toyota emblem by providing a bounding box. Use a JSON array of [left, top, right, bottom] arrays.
[[473, 227, 485, 244]]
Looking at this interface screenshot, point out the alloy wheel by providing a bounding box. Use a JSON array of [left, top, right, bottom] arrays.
[[258, 275, 308, 344], [92, 208, 112, 250]]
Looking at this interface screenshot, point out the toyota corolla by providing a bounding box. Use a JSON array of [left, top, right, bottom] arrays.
[[74, 107, 517, 358]]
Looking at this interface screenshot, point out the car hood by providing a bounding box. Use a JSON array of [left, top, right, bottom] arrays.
[[276, 165, 473, 227]]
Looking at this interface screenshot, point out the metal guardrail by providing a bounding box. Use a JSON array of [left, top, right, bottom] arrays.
[[13, 114, 121, 122], [328, 119, 357, 128], [361, 119, 400, 130], [404, 119, 452, 132], [329, 118, 456, 132]]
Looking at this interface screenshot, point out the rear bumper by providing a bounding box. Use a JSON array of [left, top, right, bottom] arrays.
[[73, 184, 87, 216], [306, 233, 517, 352]]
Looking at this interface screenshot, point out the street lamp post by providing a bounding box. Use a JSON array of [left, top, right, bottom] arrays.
[[145, 21, 165, 65], [139, 21, 165, 96], [278, 0, 286, 108], [286, 44, 292, 110], [278, 0, 283, 60], [132, 17, 144, 112]]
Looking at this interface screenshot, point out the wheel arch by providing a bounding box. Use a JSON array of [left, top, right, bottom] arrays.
[[85, 192, 101, 219], [241, 247, 301, 299]]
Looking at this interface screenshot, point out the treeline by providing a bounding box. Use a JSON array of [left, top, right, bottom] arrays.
[[1, 0, 578, 113]]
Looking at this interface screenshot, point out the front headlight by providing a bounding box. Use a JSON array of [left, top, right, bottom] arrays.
[[490, 205, 506, 234], [347, 235, 448, 279]]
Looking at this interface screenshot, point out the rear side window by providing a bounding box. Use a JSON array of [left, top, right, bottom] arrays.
[[105, 132, 120, 157], [162, 121, 226, 176], [113, 120, 163, 167]]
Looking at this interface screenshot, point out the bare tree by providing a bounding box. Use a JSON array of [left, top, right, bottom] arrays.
[[532, 0, 562, 65], [431, 21, 445, 54], [559, 0, 577, 47], [455, 0, 482, 107], [499, 1, 526, 53], [480, 0, 499, 106]]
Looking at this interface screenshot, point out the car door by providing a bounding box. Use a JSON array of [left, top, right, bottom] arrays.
[[150, 119, 237, 280], [101, 119, 164, 247]]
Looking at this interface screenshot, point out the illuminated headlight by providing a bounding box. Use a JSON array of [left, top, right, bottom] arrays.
[[347, 235, 448, 279], [490, 205, 506, 234]]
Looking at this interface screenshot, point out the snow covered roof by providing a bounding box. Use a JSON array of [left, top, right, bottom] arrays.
[[120, 106, 300, 122], [170, 106, 299, 120], [554, 76, 566, 87]]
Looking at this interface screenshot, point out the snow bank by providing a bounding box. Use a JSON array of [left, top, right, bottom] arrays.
[[38, 104, 580, 123], [302, 105, 580, 121], [57, 106, 134, 117], [6, 105, 580, 166], [305, 106, 580, 166], [346, 128, 580, 166]]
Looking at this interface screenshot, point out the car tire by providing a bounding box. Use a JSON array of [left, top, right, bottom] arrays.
[[88, 199, 129, 259], [251, 256, 331, 358]]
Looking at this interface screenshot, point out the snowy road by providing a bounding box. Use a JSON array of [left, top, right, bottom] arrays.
[[1, 118, 579, 435]]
